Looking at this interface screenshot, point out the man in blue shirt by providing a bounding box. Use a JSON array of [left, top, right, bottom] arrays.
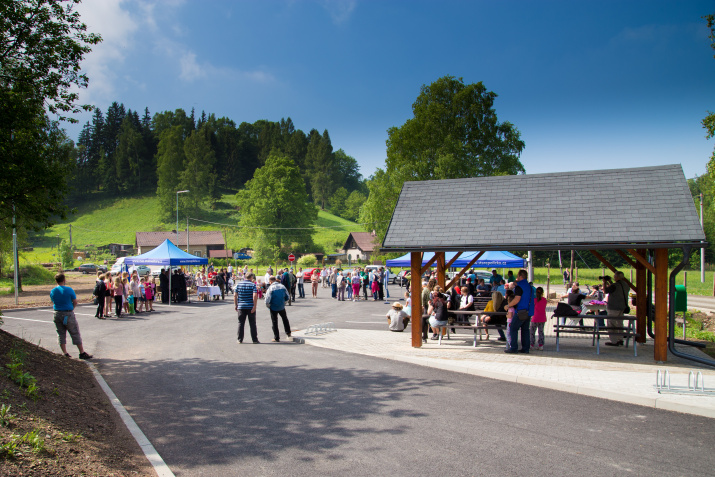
[[49, 273, 92, 360], [489, 269, 503, 287], [233, 273, 259, 343], [265, 276, 292, 342], [504, 269, 533, 354]]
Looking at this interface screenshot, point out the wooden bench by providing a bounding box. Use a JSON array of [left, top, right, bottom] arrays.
[[552, 313, 639, 356]]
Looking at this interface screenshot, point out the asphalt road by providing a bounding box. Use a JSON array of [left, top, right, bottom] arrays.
[[2, 286, 714, 476]]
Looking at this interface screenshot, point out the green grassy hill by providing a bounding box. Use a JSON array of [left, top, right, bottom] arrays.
[[22, 193, 363, 264]]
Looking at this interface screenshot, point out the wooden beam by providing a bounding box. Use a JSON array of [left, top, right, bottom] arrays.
[[589, 250, 636, 291], [635, 248, 647, 344], [436, 252, 446, 289], [626, 249, 657, 275], [411, 252, 423, 348], [445, 252, 463, 269], [654, 248, 668, 361], [615, 250, 637, 270], [446, 251, 485, 290], [420, 254, 438, 275]]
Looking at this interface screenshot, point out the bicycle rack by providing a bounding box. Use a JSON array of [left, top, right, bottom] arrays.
[[305, 322, 337, 336], [655, 369, 714, 395]]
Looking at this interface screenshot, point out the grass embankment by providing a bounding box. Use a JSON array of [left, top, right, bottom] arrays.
[[0, 266, 56, 296], [22, 192, 363, 266]]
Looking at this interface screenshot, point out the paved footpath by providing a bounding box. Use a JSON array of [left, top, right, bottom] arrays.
[[292, 324, 715, 419]]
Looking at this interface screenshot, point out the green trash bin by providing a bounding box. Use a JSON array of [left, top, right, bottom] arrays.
[[674, 285, 687, 313]]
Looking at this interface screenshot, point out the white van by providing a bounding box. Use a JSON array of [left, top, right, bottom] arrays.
[[110, 257, 126, 274]]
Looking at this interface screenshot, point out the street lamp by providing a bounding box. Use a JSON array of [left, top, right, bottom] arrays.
[[176, 190, 189, 247]]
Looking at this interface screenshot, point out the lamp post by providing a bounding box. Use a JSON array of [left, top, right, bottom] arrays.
[[176, 190, 189, 247]]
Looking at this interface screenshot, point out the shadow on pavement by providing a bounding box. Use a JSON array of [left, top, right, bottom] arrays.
[[97, 357, 441, 468]]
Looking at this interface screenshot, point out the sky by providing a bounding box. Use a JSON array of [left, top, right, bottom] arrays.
[[68, 0, 715, 180]]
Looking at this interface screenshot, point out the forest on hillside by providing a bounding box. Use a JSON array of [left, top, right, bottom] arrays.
[[69, 103, 368, 221]]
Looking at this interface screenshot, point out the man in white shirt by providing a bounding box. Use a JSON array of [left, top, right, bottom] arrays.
[[296, 268, 305, 298]]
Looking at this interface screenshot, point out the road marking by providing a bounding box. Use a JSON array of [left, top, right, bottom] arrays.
[[2, 316, 53, 324], [38, 310, 95, 317]]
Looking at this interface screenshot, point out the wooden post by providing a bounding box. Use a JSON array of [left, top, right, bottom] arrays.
[[547, 263, 550, 299], [574, 265, 578, 283], [436, 252, 446, 290], [630, 269, 633, 284], [654, 248, 668, 361], [683, 271, 687, 287], [636, 249, 647, 343], [411, 252, 423, 348]]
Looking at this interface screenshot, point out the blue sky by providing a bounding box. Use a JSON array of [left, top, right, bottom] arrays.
[[70, 0, 715, 180]]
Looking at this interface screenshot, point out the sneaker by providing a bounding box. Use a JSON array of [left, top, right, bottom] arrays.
[[64, 353, 71, 358], [237, 339, 243, 344], [79, 352, 93, 360], [253, 341, 260, 344], [430, 335, 439, 340], [538, 345, 544, 351], [286, 334, 292, 338], [504, 349, 518, 354], [272, 338, 280, 342], [497, 337, 507, 342]]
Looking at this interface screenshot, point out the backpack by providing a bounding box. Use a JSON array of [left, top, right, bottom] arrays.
[[93, 281, 103, 297]]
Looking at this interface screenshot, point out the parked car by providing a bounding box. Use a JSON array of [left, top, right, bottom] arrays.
[[302, 268, 318, 281], [396, 270, 410, 287], [78, 263, 98, 274], [129, 265, 151, 277]]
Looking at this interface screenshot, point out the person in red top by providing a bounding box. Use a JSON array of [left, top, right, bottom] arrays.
[[530, 287, 547, 351]]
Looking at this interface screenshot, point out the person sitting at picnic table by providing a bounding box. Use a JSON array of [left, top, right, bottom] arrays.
[[506, 270, 516, 283], [482, 290, 508, 341], [464, 276, 475, 297], [476, 278, 490, 296], [386, 302, 410, 332], [561, 283, 586, 325], [428, 286, 449, 340], [496, 279, 506, 295]]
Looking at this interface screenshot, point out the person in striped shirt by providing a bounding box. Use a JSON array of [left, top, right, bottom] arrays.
[[233, 273, 259, 343]]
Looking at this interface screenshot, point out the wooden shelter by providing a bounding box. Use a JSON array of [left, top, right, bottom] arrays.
[[380, 164, 706, 362]]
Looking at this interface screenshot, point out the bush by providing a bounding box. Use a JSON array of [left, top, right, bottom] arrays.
[[297, 254, 317, 267]]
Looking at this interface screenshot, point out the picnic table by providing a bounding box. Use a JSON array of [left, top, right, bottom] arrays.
[[552, 313, 639, 356], [432, 310, 509, 347]]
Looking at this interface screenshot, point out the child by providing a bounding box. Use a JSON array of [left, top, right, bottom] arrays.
[[145, 277, 155, 311], [346, 275, 353, 300], [531, 286, 547, 351], [403, 290, 412, 315], [127, 291, 135, 314], [504, 289, 515, 349]]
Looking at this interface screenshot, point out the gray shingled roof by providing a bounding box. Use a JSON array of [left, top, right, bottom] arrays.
[[382, 164, 706, 251]]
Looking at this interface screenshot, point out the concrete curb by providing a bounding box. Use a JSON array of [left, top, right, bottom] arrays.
[[293, 336, 715, 420], [88, 363, 175, 477]]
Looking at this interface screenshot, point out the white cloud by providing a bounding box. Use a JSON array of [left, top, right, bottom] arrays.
[[178, 50, 275, 85], [322, 0, 356, 25], [73, 0, 139, 105], [179, 51, 207, 82]]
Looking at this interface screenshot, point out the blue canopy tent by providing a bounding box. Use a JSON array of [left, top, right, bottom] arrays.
[[385, 251, 525, 269], [124, 239, 208, 305]]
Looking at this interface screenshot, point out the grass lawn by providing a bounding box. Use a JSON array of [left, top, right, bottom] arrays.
[[20, 193, 364, 267], [529, 266, 714, 296]]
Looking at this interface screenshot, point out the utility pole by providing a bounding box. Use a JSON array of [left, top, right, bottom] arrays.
[[13, 201, 19, 304], [701, 193, 705, 283]]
